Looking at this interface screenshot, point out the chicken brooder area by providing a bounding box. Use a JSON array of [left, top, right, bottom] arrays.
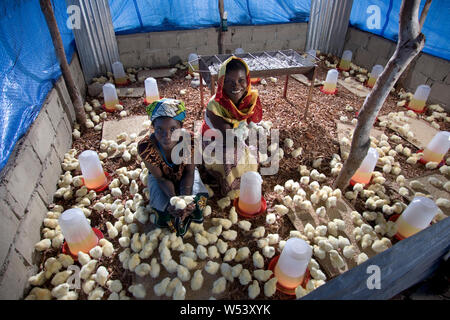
[[24, 53, 450, 301]]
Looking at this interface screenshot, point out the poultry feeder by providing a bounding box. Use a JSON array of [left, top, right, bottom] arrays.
[[59, 208, 104, 259], [406, 84, 430, 113], [320, 69, 338, 94], [234, 171, 267, 219], [268, 238, 312, 295], [112, 61, 129, 86], [366, 64, 383, 88], [338, 50, 352, 71], [392, 196, 438, 240], [79, 150, 111, 191], [144, 77, 160, 105], [418, 131, 450, 165], [350, 147, 379, 186], [102, 83, 120, 112], [306, 49, 317, 63], [188, 53, 199, 75]]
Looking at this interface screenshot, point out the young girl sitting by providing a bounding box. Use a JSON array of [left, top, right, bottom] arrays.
[[200, 56, 263, 197], [138, 98, 208, 236]]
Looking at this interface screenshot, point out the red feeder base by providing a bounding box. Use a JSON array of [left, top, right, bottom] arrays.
[[388, 214, 433, 241], [349, 174, 374, 188], [404, 103, 427, 114], [101, 102, 123, 113], [416, 149, 445, 168], [115, 79, 131, 87], [143, 96, 163, 105], [320, 86, 338, 95], [268, 255, 311, 296], [62, 228, 104, 261], [233, 196, 267, 219], [81, 171, 112, 192]]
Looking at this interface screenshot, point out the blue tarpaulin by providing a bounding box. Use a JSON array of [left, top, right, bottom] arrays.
[[0, 0, 448, 173], [349, 0, 450, 60], [0, 0, 75, 172]]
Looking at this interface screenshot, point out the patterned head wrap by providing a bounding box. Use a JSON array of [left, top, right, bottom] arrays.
[[146, 98, 186, 122]]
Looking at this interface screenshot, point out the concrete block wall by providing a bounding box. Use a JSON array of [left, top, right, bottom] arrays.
[[0, 53, 84, 299], [117, 23, 308, 68], [344, 27, 450, 110]]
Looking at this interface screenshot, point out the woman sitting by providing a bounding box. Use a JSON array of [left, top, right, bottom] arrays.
[[138, 98, 208, 236], [200, 56, 263, 197]]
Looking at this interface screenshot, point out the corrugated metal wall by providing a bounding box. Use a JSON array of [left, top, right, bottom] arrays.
[[66, 0, 119, 83], [306, 0, 354, 57]]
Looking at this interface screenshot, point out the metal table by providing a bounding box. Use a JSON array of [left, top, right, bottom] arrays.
[[192, 49, 318, 117]]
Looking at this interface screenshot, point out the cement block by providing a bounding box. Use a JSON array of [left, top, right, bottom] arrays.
[[205, 28, 219, 47], [231, 26, 253, 44], [252, 25, 276, 43], [0, 250, 34, 300], [367, 36, 393, 59], [354, 47, 376, 69], [276, 24, 301, 41], [120, 52, 140, 69], [42, 90, 63, 132], [415, 54, 437, 76], [407, 70, 429, 91], [222, 27, 233, 45], [149, 31, 178, 49], [430, 82, 450, 106], [197, 44, 219, 56], [167, 47, 195, 65], [288, 37, 306, 51], [141, 49, 170, 67], [14, 192, 48, 266], [243, 42, 267, 54], [348, 28, 370, 48], [0, 186, 20, 266], [53, 116, 72, 163], [0, 180, 25, 220], [37, 146, 62, 205], [265, 39, 288, 51], [430, 59, 450, 82], [117, 33, 150, 54], [178, 30, 208, 49], [3, 142, 41, 214], [27, 112, 55, 164], [54, 78, 75, 123]]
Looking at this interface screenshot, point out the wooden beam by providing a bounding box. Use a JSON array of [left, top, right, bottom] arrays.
[[218, 0, 224, 54], [302, 217, 450, 299]]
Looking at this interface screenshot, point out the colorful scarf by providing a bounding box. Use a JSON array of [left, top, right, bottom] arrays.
[[206, 56, 262, 129], [146, 98, 186, 122]]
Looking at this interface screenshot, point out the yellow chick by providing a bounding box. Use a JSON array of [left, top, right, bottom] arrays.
[[235, 247, 250, 262], [248, 280, 260, 299], [212, 277, 227, 295], [51, 270, 73, 287], [26, 287, 52, 300], [253, 251, 264, 269], [154, 277, 171, 297], [252, 226, 266, 239], [238, 220, 252, 231], [253, 270, 273, 282], [329, 250, 345, 269], [264, 277, 278, 297], [223, 248, 237, 262], [222, 230, 237, 241], [173, 282, 186, 300], [191, 270, 204, 291], [205, 261, 220, 275]]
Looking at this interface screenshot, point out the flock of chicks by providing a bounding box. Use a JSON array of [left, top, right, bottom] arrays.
[[24, 55, 450, 300]]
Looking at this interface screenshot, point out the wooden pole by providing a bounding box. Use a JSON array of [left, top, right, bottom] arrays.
[[283, 74, 289, 98], [333, 0, 427, 191], [39, 0, 86, 131], [218, 0, 224, 54], [303, 67, 317, 120]]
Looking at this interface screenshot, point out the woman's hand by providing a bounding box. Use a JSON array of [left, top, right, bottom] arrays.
[[168, 203, 196, 221]]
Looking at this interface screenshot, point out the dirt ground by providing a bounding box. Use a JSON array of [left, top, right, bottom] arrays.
[[37, 55, 449, 300]]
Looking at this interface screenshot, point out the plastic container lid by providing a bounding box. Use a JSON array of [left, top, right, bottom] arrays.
[[325, 69, 339, 84], [78, 150, 105, 184], [400, 196, 438, 229], [144, 77, 159, 97], [112, 61, 126, 78], [277, 238, 312, 278], [341, 50, 352, 61], [188, 53, 199, 68], [413, 84, 431, 101], [370, 64, 384, 78], [234, 48, 245, 54], [58, 208, 93, 244], [425, 131, 450, 155], [239, 171, 262, 205], [102, 83, 118, 102], [358, 147, 379, 173]]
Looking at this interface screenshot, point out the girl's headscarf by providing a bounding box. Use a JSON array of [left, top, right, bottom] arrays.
[[207, 56, 262, 128], [146, 98, 186, 122]]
